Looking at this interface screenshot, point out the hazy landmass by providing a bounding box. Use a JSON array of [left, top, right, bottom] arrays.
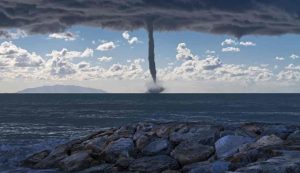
[[18, 85, 105, 93]]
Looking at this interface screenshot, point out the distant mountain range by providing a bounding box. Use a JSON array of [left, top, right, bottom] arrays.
[[18, 85, 106, 93]]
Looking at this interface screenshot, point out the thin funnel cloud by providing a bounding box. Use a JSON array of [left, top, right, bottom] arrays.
[[147, 20, 156, 83]]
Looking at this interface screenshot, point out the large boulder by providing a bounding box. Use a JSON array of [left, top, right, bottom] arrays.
[[227, 147, 281, 170], [82, 136, 108, 153], [288, 130, 300, 141], [59, 151, 93, 172], [116, 156, 134, 169], [21, 150, 50, 167], [255, 135, 283, 147], [103, 138, 135, 163], [142, 138, 172, 156], [241, 124, 262, 135], [235, 151, 300, 173], [262, 125, 294, 139], [171, 141, 214, 165], [136, 122, 155, 133], [162, 170, 181, 173], [170, 126, 219, 145], [183, 161, 230, 173], [79, 164, 113, 173], [108, 126, 135, 141], [135, 135, 151, 150], [154, 124, 175, 138], [129, 155, 179, 173], [239, 135, 283, 152], [33, 140, 81, 169], [215, 135, 254, 159]]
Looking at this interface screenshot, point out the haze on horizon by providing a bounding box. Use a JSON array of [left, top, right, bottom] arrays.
[[1, 0, 300, 93]]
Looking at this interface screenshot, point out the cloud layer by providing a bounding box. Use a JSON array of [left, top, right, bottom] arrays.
[[1, 0, 300, 37], [1, 41, 299, 87]]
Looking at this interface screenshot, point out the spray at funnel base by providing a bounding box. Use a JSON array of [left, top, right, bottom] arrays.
[[146, 81, 165, 93]]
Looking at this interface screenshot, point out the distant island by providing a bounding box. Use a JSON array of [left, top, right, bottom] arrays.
[[18, 85, 106, 93]]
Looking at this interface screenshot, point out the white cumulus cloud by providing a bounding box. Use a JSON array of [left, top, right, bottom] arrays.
[[222, 47, 240, 52], [275, 56, 285, 61], [240, 41, 256, 46], [48, 32, 78, 41], [96, 41, 117, 51], [122, 31, 139, 45], [221, 39, 237, 46], [0, 41, 44, 67], [0, 29, 27, 40], [205, 50, 216, 54], [290, 54, 299, 60], [176, 43, 196, 61], [46, 48, 93, 60], [98, 56, 112, 62]]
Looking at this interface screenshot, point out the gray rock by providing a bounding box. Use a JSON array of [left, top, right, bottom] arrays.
[[211, 161, 230, 173], [239, 135, 283, 152], [91, 128, 116, 139], [129, 155, 179, 173], [79, 164, 113, 173], [142, 138, 171, 156], [187, 166, 211, 173], [170, 126, 219, 145], [183, 161, 229, 173], [171, 141, 214, 165], [263, 125, 294, 139], [21, 150, 50, 167], [154, 124, 174, 138], [33, 141, 76, 169], [83, 136, 108, 153], [135, 135, 151, 150], [162, 170, 181, 173], [136, 122, 155, 132], [288, 130, 300, 141], [227, 147, 281, 170], [116, 157, 134, 169], [256, 135, 283, 147], [220, 130, 235, 138], [215, 135, 254, 159], [108, 126, 135, 141], [241, 124, 262, 135], [133, 130, 145, 141], [235, 129, 257, 138], [59, 151, 93, 172], [236, 151, 300, 173], [104, 138, 135, 162]]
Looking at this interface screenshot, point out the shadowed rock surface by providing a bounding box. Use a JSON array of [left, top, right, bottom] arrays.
[[22, 121, 300, 173]]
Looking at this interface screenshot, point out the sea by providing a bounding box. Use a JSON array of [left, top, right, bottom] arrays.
[[1, 94, 300, 172]]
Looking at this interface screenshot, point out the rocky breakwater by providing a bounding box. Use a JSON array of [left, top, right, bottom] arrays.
[[22, 121, 300, 173]]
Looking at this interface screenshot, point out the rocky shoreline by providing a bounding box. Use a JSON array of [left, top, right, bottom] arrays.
[[22, 121, 300, 173]]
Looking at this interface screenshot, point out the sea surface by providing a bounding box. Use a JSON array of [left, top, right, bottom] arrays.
[[1, 94, 300, 172]]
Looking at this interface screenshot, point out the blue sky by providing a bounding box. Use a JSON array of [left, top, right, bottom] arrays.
[[1, 26, 300, 93], [12, 26, 300, 67]]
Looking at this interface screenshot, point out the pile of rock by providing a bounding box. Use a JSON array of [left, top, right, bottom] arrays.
[[22, 121, 300, 173]]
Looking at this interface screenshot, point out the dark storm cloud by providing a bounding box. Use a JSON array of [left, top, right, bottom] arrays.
[[0, 0, 300, 37]]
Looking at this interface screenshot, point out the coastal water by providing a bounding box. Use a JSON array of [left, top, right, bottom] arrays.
[[1, 94, 300, 172]]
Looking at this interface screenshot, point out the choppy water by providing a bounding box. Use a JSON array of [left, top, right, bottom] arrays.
[[1, 94, 300, 172]]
